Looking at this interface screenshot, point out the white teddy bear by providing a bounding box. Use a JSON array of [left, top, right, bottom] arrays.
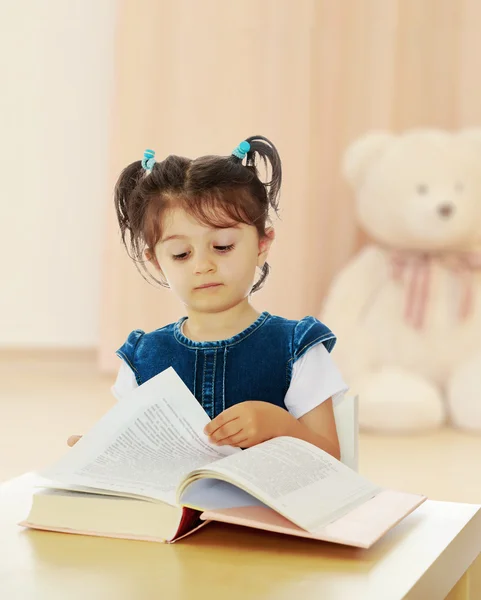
[[321, 128, 481, 434]]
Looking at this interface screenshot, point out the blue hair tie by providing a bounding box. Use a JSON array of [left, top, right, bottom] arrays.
[[232, 140, 250, 160], [142, 148, 156, 170]]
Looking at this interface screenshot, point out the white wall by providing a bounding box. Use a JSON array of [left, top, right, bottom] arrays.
[[0, 0, 117, 347]]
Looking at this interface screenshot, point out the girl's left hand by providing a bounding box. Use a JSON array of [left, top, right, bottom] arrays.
[[67, 435, 82, 447], [204, 401, 292, 448]]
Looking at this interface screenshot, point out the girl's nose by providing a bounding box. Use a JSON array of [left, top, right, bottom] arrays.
[[193, 252, 216, 274]]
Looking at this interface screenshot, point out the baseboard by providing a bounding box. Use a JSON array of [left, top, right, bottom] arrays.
[[0, 347, 97, 364]]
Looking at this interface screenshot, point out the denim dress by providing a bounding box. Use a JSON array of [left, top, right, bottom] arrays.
[[116, 311, 336, 419]]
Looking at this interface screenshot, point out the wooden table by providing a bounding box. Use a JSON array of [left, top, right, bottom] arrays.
[[1, 473, 480, 600]]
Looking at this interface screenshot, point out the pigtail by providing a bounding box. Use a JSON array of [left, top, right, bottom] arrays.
[[113, 160, 146, 262], [113, 159, 170, 288], [228, 135, 282, 294], [244, 135, 282, 216]]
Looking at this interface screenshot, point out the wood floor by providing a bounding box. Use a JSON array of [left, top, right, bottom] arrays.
[[1, 350, 480, 505]]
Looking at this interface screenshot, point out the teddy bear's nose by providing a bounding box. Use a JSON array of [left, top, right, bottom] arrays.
[[438, 203, 455, 218]]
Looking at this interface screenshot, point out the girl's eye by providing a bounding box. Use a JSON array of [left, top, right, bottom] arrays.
[[172, 252, 190, 261], [171, 245, 234, 260]]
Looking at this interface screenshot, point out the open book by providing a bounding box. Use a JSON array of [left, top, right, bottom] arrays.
[[21, 367, 426, 548]]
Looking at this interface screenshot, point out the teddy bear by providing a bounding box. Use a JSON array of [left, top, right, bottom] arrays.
[[321, 128, 481, 434]]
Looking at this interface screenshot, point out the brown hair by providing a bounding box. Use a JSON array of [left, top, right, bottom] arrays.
[[114, 135, 282, 293]]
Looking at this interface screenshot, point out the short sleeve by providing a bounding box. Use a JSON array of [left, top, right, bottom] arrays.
[[115, 329, 145, 379], [284, 342, 349, 419], [292, 316, 336, 362], [110, 361, 139, 401]]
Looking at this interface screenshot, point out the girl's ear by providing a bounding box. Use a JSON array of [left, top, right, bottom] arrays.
[[257, 227, 275, 268], [145, 248, 162, 273], [145, 247, 169, 287]]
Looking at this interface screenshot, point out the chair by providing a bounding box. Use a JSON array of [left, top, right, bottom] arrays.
[[333, 394, 359, 471]]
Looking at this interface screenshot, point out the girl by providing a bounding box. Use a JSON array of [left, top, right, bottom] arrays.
[[69, 136, 347, 459]]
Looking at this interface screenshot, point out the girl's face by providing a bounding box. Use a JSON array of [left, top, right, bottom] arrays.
[[151, 208, 274, 314]]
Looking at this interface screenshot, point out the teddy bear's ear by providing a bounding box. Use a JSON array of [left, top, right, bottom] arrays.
[[457, 127, 481, 148], [342, 131, 394, 188]]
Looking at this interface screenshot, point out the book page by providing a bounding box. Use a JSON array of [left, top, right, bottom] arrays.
[[180, 436, 381, 532], [180, 478, 266, 510], [40, 367, 240, 506]]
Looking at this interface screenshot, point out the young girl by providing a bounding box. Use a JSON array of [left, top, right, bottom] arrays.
[[69, 136, 347, 459]]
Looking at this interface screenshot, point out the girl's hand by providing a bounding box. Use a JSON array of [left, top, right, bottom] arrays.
[[204, 401, 293, 448], [67, 435, 82, 447]]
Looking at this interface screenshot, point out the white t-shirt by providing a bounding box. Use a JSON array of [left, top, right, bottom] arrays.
[[111, 342, 348, 419]]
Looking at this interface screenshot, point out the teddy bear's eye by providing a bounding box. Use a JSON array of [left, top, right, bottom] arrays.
[[416, 184, 429, 195], [455, 182, 464, 193]]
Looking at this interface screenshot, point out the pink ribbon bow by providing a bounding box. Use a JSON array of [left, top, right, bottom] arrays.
[[389, 250, 481, 329]]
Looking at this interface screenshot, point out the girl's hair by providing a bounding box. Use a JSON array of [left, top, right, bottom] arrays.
[[114, 135, 282, 293]]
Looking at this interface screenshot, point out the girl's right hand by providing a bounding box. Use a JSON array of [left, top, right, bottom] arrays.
[[67, 435, 82, 447]]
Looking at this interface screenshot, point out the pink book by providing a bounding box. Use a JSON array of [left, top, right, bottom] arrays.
[[200, 489, 425, 548]]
